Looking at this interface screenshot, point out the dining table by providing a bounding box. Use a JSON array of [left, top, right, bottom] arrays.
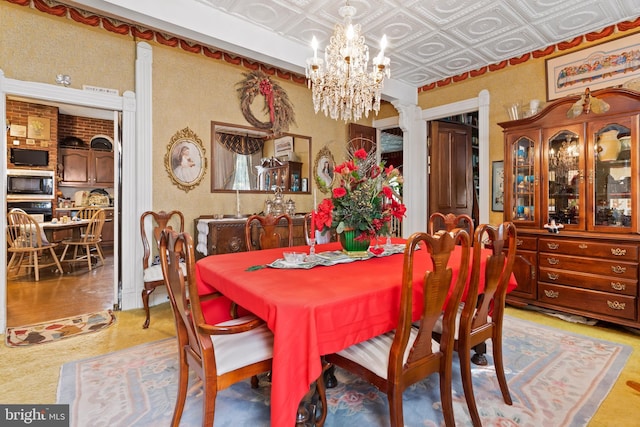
[[40, 219, 91, 243], [195, 239, 517, 426]]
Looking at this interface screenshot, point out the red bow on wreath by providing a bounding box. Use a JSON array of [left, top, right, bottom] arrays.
[[259, 79, 275, 123]]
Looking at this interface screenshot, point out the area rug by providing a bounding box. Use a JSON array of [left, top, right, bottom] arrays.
[[6, 310, 115, 347], [57, 316, 630, 426]]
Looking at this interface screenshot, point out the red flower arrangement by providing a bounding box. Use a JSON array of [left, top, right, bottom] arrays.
[[313, 148, 405, 242]]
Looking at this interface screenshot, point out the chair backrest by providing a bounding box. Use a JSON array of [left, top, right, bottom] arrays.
[[140, 210, 185, 270], [245, 214, 293, 250], [82, 209, 106, 242], [159, 229, 210, 373], [463, 222, 517, 335], [428, 212, 474, 236], [76, 206, 104, 220], [391, 228, 471, 380], [6, 211, 47, 248]]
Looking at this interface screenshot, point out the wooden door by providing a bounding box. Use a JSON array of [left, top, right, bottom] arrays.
[[429, 121, 473, 217], [348, 123, 376, 155]]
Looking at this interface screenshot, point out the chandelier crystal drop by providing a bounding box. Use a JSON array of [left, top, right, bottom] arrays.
[[305, 2, 390, 122]]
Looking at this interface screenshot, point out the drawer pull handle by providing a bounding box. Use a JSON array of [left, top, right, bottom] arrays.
[[544, 290, 559, 298], [547, 273, 559, 280], [611, 265, 627, 274], [611, 248, 627, 256], [547, 257, 560, 265], [607, 300, 626, 311], [611, 282, 626, 291], [516, 238, 523, 246], [547, 243, 559, 250], [578, 244, 588, 249]]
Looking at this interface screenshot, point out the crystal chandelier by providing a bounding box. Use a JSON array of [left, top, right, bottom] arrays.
[[305, 1, 390, 122]]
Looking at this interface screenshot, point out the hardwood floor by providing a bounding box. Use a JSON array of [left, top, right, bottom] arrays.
[[6, 247, 115, 327]]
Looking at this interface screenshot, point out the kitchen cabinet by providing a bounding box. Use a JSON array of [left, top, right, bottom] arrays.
[[58, 148, 114, 187], [498, 88, 640, 328]]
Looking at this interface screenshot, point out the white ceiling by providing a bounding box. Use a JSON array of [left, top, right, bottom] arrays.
[[68, 0, 639, 97]]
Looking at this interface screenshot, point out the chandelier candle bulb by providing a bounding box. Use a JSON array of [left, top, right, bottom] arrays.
[[312, 36, 318, 60]]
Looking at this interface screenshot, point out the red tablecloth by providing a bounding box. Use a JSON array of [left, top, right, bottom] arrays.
[[195, 240, 516, 426]]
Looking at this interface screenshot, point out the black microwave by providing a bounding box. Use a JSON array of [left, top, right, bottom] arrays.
[[10, 148, 49, 167], [7, 169, 55, 200]]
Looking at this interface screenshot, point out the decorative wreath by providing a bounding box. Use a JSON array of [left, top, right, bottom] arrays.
[[237, 70, 295, 134]]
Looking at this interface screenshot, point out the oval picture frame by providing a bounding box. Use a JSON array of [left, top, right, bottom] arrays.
[[313, 146, 335, 194], [164, 127, 207, 193]]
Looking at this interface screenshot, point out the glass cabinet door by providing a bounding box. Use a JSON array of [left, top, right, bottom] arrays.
[[545, 128, 583, 228], [510, 136, 537, 224], [588, 118, 633, 231]]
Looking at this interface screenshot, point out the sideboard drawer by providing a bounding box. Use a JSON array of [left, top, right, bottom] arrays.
[[538, 267, 637, 296], [539, 238, 638, 261], [513, 235, 537, 251], [538, 253, 637, 279], [538, 283, 636, 321]]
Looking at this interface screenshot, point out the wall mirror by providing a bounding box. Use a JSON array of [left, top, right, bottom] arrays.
[[210, 121, 311, 193]]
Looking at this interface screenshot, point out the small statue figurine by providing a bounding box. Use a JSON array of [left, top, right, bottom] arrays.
[[544, 219, 564, 233]]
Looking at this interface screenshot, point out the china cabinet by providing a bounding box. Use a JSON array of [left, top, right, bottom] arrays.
[[499, 88, 640, 328]]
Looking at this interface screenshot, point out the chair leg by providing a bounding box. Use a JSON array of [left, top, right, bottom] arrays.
[[440, 361, 456, 427], [202, 375, 216, 427], [142, 284, 155, 329], [33, 250, 40, 281], [492, 334, 512, 405], [49, 247, 64, 275], [387, 385, 404, 427], [171, 350, 189, 427], [459, 344, 482, 427], [85, 245, 93, 271], [94, 243, 105, 266]]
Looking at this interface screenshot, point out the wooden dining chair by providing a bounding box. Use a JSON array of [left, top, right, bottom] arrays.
[[324, 228, 472, 427], [59, 209, 106, 271], [140, 210, 184, 329], [244, 213, 293, 251], [433, 221, 517, 427], [429, 212, 474, 236], [159, 229, 274, 427], [6, 211, 64, 281], [75, 206, 104, 220]]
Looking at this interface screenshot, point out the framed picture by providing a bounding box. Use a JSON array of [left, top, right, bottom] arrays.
[[492, 160, 504, 212], [274, 135, 294, 158], [313, 146, 335, 193], [164, 127, 207, 192], [27, 116, 51, 140], [546, 32, 640, 101]]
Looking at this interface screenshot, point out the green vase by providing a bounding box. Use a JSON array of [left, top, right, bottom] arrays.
[[339, 228, 371, 256]]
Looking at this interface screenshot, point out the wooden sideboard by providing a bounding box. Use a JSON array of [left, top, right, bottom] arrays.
[[194, 215, 309, 259]]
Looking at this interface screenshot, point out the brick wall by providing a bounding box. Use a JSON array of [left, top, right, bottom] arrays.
[[6, 99, 58, 171], [58, 114, 114, 147]]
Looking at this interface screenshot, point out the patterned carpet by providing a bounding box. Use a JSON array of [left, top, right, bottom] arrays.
[[6, 310, 115, 347], [57, 315, 631, 426]]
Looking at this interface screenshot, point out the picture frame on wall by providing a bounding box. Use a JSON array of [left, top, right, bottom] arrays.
[[274, 135, 294, 158], [545, 32, 640, 101], [164, 127, 207, 193], [492, 160, 504, 212]]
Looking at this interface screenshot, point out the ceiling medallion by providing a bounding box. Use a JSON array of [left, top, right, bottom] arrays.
[[305, 1, 390, 122]]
